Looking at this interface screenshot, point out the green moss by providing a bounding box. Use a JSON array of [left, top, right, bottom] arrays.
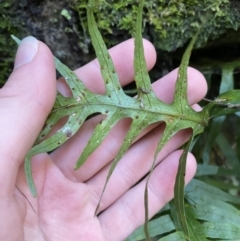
[[72, 0, 240, 51]]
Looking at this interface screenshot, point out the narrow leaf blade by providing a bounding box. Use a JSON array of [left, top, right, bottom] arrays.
[[173, 133, 194, 238]]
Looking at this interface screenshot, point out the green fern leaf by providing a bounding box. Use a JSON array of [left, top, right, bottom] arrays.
[[11, 0, 240, 239]]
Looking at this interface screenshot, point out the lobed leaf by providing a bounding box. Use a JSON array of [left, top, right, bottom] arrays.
[[11, 0, 240, 239]]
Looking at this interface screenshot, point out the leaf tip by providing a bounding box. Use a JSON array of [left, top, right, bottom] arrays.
[[11, 35, 21, 45], [24, 152, 37, 198], [74, 163, 80, 170]]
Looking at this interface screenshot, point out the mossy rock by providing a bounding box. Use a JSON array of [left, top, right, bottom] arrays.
[[1, 0, 240, 87], [73, 0, 240, 51]]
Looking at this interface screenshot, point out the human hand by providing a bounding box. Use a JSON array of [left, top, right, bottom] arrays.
[[0, 36, 207, 241]]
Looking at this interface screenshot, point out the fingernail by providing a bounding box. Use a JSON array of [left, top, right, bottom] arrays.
[[14, 36, 39, 69]]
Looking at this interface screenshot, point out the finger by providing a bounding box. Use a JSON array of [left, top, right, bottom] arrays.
[[153, 66, 207, 104], [98, 151, 197, 241], [51, 67, 206, 181], [0, 37, 56, 197], [57, 38, 157, 96], [51, 38, 156, 169]]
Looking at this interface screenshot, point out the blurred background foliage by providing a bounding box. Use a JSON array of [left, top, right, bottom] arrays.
[[1, 0, 240, 239], [0, 0, 20, 85]]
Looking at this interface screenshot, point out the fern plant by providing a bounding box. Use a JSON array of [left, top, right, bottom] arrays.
[[12, 0, 240, 240]]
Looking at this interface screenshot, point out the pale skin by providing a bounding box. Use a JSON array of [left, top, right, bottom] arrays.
[[0, 37, 207, 241]]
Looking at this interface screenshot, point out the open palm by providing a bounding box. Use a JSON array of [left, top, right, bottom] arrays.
[[0, 37, 206, 241]]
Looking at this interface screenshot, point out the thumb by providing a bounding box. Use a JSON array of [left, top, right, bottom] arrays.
[[0, 36, 56, 197]]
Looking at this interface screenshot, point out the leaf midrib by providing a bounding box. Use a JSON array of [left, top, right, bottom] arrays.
[[52, 98, 204, 124]]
